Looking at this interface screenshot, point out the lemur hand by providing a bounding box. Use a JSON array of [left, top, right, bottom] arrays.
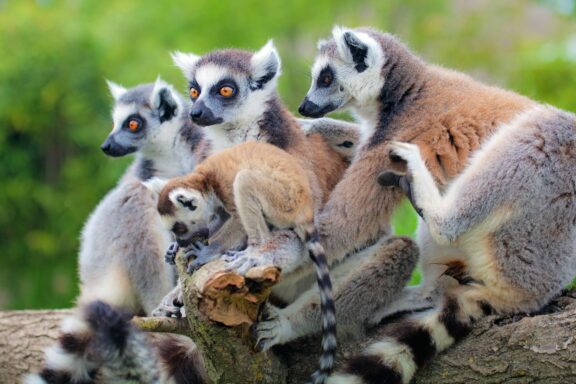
[[152, 284, 185, 318], [222, 246, 275, 276], [164, 241, 180, 265], [185, 241, 223, 274]]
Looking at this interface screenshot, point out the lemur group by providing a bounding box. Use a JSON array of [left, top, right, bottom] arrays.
[[28, 26, 576, 384]]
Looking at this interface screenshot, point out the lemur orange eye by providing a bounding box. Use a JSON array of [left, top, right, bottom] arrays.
[[219, 86, 234, 97], [128, 120, 140, 131], [190, 87, 199, 99]]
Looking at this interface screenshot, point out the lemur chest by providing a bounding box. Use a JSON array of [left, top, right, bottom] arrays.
[[206, 125, 264, 153]]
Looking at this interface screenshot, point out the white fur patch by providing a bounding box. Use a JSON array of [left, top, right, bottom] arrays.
[[326, 373, 365, 384], [106, 80, 127, 100], [194, 64, 227, 93], [250, 40, 281, 81], [111, 103, 137, 134], [419, 312, 455, 352], [45, 345, 94, 381], [365, 338, 417, 384], [22, 374, 47, 384], [171, 51, 200, 79], [60, 315, 90, 335]]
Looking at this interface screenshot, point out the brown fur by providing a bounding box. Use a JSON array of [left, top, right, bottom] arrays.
[[319, 63, 535, 261], [159, 141, 316, 227]]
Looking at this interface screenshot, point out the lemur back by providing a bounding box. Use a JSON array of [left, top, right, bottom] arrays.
[[79, 78, 206, 315], [148, 141, 338, 382]]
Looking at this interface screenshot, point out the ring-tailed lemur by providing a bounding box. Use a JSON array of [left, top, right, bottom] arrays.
[[153, 42, 362, 326], [79, 78, 207, 316], [145, 140, 340, 383], [26, 78, 210, 383], [24, 300, 208, 384], [296, 26, 576, 383]]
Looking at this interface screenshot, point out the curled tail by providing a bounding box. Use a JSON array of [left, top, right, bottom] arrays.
[[328, 291, 489, 384], [301, 224, 337, 384], [25, 300, 208, 384]]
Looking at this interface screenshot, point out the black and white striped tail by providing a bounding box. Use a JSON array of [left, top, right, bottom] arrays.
[[328, 294, 487, 384], [25, 300, 208, 384], [304, 225, 338, 384], [24, 304, 99, 384]]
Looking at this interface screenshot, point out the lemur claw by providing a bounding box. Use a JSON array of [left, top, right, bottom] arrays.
[[253, 303, 292, 351], [164, 241, 180, 265], [152, 286, 185, 318], [184, 241, 222, 274], [222, 247, 272, 275]]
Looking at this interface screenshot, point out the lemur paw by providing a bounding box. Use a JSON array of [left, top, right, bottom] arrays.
[[252, 304, 293, 351], [152, 285, 185, 318], [388, 141, 422, 170], [184, 241, 219, 274], [222, 246, 273, 275], [164, 241, 180, 265]]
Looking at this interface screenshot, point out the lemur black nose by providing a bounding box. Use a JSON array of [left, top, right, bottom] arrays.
[[101, 141, 111, 153], [298, 98, 312, 116], [190, 108, 203, 120]]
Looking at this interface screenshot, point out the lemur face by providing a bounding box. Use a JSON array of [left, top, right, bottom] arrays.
[[144, 177, 228, 247], [160, 187, 214, 247], [171, 41, 281, 127], [101, 79, 180, 157], [300, 27, 385, 118]]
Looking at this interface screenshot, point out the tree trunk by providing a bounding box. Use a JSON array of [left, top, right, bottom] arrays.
[[2, 292, 575, 384]]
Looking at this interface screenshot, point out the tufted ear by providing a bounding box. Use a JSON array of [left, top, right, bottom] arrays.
[[332, 26, 379, 73], [150, 77, 178, 123], [142, 177, 168, 199], [250, 40, 281, 90], [106, 80, 127, 100], [171, 51, 201, 80]]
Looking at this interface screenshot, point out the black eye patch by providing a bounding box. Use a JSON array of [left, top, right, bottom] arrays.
[[122, 114, 145, 133], [317, 66, 335, 89], [211, 78, 238, 101]]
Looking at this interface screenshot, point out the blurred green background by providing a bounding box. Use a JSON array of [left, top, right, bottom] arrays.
[[0, 0, 575, 309]]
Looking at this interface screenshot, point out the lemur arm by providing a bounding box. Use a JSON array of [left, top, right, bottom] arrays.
[[298, 117, 360, 160], [318, 145, 404, 263], [383, 141, 513, 245]]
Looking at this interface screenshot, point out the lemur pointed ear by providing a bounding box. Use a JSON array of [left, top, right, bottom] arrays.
[[150, 77, 178, 123], [317, 39, 329, 51], [333, 27, 376, 73], [250, 40, 281, 90], [171, 51, 200, 80], [143, 177, 168, 199], [106, 80, 127, 100]]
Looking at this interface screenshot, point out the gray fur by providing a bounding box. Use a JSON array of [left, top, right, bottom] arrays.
[[25, 300, 208, 384], [79, 79, 205, 315], [331, 105, 576, 384]]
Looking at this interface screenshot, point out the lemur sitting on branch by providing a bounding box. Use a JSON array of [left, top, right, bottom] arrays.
[[146, 140, 339, 383]]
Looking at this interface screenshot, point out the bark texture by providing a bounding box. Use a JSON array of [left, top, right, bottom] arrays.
[[2, 292, 575, 384]]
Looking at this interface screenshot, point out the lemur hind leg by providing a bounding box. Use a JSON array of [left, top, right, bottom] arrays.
[[223, 169, 308, 275], [253, 236, 419, 350]]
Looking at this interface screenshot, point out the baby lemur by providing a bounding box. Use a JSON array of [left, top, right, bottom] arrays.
[[296, 26, 576, 384], [146, 140, 338, 383]]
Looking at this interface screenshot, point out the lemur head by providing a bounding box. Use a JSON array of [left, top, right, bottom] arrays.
[[299, 26, 386, 118], [144, 177, 226, 247], [101, 78, 183, 157], [171, 40, 281, 127]]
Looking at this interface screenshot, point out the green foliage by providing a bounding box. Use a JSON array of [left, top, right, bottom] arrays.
[[0, 0, 574, 309]]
